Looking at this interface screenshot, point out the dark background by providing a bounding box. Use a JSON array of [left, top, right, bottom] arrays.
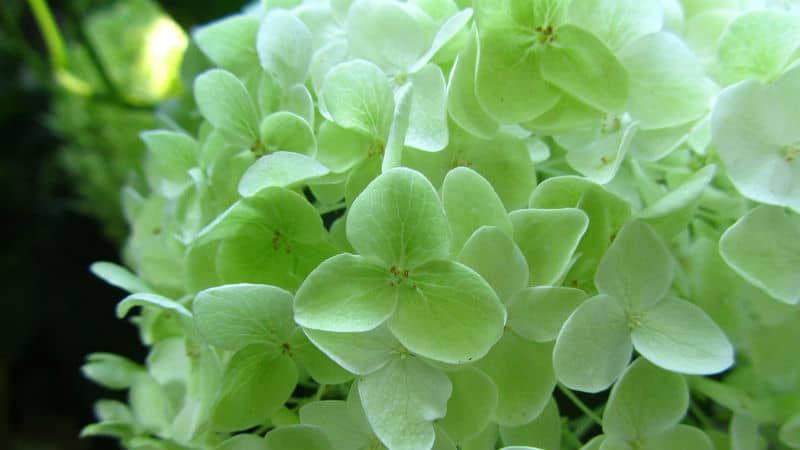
[[0, 1, 244, 448]]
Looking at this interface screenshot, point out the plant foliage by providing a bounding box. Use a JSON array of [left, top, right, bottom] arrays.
[[76, 0, 800, 449]]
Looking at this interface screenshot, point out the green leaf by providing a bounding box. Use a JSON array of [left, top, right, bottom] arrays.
[[442, 167, 512, 254], [347, 167, 450, 268], [499, 397, 561, 450], [211, 345, 297, 431], [194, 69, 259, 146], [257, 9, 313, 87], [595, 221, 672, 312], [258, 111, 316, 156], [90, 261, 151, 294], [719, 205, 800, 304], [711, 64, 800, 212], [553, 295, 632, 393], [540, 25, 628, 113], [440, 367, 500, 443], [447, 28, 499, 139], [458, 226, 529, 302], [603, 358, 689, 441], [718, 10, 800, 85], [389, 260, 506, 364], [193, 283, 295, 352], [507, 287, 587, 342], [406, 63, 448, 151], [321, 60, 395, 140], [239, 152, 329, 197], [346, 0, 432, 73], [474, 14, 561, 123], [631, 297, 734, 375], [289, 329, 353, 384], [566, 0, 662, 51], [215, 434, 269, 450], [358, 357, 451, 450], [510, 208, 589, 286], [476, 333, 555, 426], [81, 353, 144, 390], [264, 424, 333, 450], [304, 326, 399, 375], [295, 253, 398, 332], [619, 32, 714, 129], [193, 14, 260, 75], [643, 425, 714, 450]]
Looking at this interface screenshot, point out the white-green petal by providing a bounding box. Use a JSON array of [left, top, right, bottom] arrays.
[[718, 10, 800, 85], [304, 326, 399, 375], [507, 286, 587, 342], [510, 208, 589, 286], [447, 28, 499, 139], [321, 60, 395, 140], [406, 63, 449, 151], [193, 14, 260, 75], [619, 32, 714, 129], [390, 260, 505, 364], [540, 25, 628, 114], [553, 295, 632, 393], [90, 261, 151, 294], [711, 65, 800, 212], [719, 205, 800, 304], [358, 357, 451, 450], [595, 220, 673, 312], [347, 167, 450, 268], [458, 226, 529, 302], [194, 69, 260, 146], [643, 425, 714, 450], [239, 152, 329, 197], [294, 254, 398, 332], [257, 9, 313, 87], [631, 297, 734, 375], [193, 283, 295, 352], [210, 345, 297, 431], [439, 367, 499, 444], [442, 166, 512, 255], [346, 0, 431, 73], [263, 424, 333, 450], [567, 0, 662, 52], [475, 333, 555, 426], [603, 358, 689, 441], [499, 397, 561, 450]]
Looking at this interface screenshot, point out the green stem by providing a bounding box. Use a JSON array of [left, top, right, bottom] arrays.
[[66, 5, 123, 101], [316, 201, 347, 215], [558, 383, 604, 427], [690, 401, 713, 430], [561, 419, 584, 450], [27, 0, 66, 71]]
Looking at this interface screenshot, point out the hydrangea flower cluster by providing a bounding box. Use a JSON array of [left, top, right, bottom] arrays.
[[81, 0, 800, 449]]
